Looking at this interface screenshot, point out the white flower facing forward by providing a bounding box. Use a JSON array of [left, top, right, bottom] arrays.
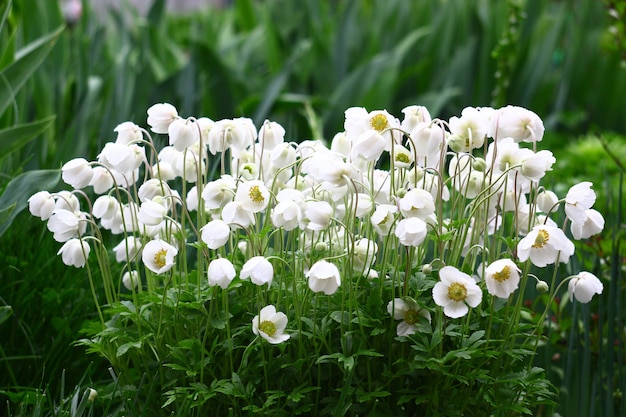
[[252, 305, 290, 344], [387, 297, 431, 336], [568, 271, 603, 304], [482, 259, 521, 299], [57, 238, 90, 268], [142, 239, 178, 274], [200, 219, 231, 249], [207, 258, 236, 289], [307, 260, 341, 295], [517, 225, 575, 267], [235, 180, 270, 213], [432, 266, 483, 318], [240, 256, 274, 287]]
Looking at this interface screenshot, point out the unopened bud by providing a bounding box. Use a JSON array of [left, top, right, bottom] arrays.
[[536, 280, 549, 293], [421, 264, 432, 274], [87, 388, 98, 402], [472, 157, 487, 172]]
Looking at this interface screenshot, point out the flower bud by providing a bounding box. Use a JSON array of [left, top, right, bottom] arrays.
[[87, 388, 98, 402], [472, 157, 487, 172], [536, 280, 549, 293], [421, 264, 433, 274]]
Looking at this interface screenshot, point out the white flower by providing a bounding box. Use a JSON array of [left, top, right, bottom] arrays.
[[351, 129, 386, 162], [371, 204, 397, 236], [536, 189, 559, 213], [57, 238, 90, 268], [398, 188, 435, 220], [28, 191, 55, 220], [92, 195, 120, 221], [401, 105, 431, 132], [570, 209, 604, 240], [448, 107, 489, 152], [168, 118, 199, 151], [517, 225, 575, 267], [271, 199, 303, 231], [395, 217, 428, 247], [114, 121, 142, 145], [142, 239, 178, 274], [482, 259, 521, 299], [89, 166, 114, 194], [54, 190, 80, 212], [202, 176, 236, 209], [565, 181, 596, 224], [568, 271, 603, 303], [46, 209, 84, 242], [252, 305, 290, 344], [241, 256, 274, 287], [306, 260, 341, 295], [122, 270, 140, 290], [208, 118, 252, 155], [221, 201, 255, 229], [61, 158, 94, 189], [432, 266, 482, 318], [490, 105, 544, 143], [387, 297, 431, 336], [147, 103, 178, 134], [519, 149, 555, 182], [304, 201, 334, 231], [207, 258, 236, 289], [352, 238, 378, 273], [113, 236, 142, 262], [258, 120, 285, 151], [138, 198, 168, 226], [200, 219, 231, 249], [235, 180, 270, 213]]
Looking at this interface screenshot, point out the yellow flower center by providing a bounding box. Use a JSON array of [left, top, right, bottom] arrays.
[[259, 320, 276, 336], [154, 249, 167, 268], [492, 266, 511, 282], [403, 309, 420, 325], [370, 114, 389, 132], [532, 229, 550, 248], [448, 282, 467, 302], [395, 153, 410, 164], [248, 185, 265, 203]]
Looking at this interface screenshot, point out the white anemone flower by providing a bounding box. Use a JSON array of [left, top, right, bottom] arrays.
[[401, 105, 431, 132], [114, 121, 142, 145], [568, 271, 603, 303], [352, 238, 378, 273], [89, 166, 115, 194], [201, 175, 236, 210], [147, 103, 178, 134], [252, 305, 290, 344], [122, 270, 140, 290], [235, 180, 270, 213], [207, 258, 236, 289], [519, 149, 555, 182], [241, 256, 274, 287], [448, 107, 489, 152], [387, 297, 431, 336], [432, 266, 482, 318], [57, 238, 90, 268], [517, 225, 575, 267], [490, 105, 544, 143], [398, 188, 435, 220], [370, 204, 397, 236], [565, 181, 597, 224], [258, 120, 285, 151], [200, 219, 231, 249], [570, 209, 604, 240], [482, 259, 521, 299], [92, 195, 120, 221], [47, 209, 84, 242], [62, 158, 94, 189], [536, 189, 559, 213], [395, 217, 427, 247], [221, 201, 255, 229], [168, 118, 199, 151], [142, 239, 178, 274], [28, 191, 55, 220], [113, 236, 142, 263], [306, 260, 341, 295], [304, 201, 334, 231]]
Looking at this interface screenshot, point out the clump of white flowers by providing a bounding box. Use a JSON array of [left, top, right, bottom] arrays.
[[29, 102, 605, 344]]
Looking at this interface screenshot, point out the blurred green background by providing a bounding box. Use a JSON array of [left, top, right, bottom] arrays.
[[1, 0, 624, 415]]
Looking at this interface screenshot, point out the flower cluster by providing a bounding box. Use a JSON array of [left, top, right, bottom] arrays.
[[29, 102, 605, 344]]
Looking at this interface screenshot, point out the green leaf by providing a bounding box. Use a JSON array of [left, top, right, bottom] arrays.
[[0, 305, 13, 326], [116, 340, 142, 357], [0, 115, 55, 158], [0, 169, 60, 238], [0, 25, 64, 116]]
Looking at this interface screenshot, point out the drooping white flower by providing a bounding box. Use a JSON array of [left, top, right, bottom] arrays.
[[371, 204, 398, 236], [252, 305, 290, 344], [147, 103, 178, 134], [142, 239, 178, 274], [53, 190, 80, 212], [387, 297, 431, 336], [208, 118, 253, 155], [565, 182, 596, 224], [517, 225, 575, 267], [221, 201, 255, 229], [258, 120, 285, 151], [351, 129, 386, 162], [490, 105, 544, 143], [240, 256, 274, 287], [168, 118, 199, 151], [306, 260, 341, 295], [113, 236, 142, 263], [401, 105, 431, 133], [432, 266, 483, 318], [395, 217, 428, 247], [89, 166, 115, 194], [481, 259, 521, 299], [28, 191, 55, 220], [568, 271, 603, 303], [57, 238, 90, 268], [200, 219, 231, 249], [519, 149, 555, 182], [207, 258, 236, 289], [304, 201, 334, 231], [138, 198, 168, 226], [61, 158, 94, 189], [448, 107, 490, 152], [536, 189, 559, 213], [46, 209, 84, 242], [570, 209, 604, 240], [398, 188, 435, 220], [201, 175, 236, 210], [114, 121, 142, 145], [352, 238, 378, 273], [122, 270, 140, 290]]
